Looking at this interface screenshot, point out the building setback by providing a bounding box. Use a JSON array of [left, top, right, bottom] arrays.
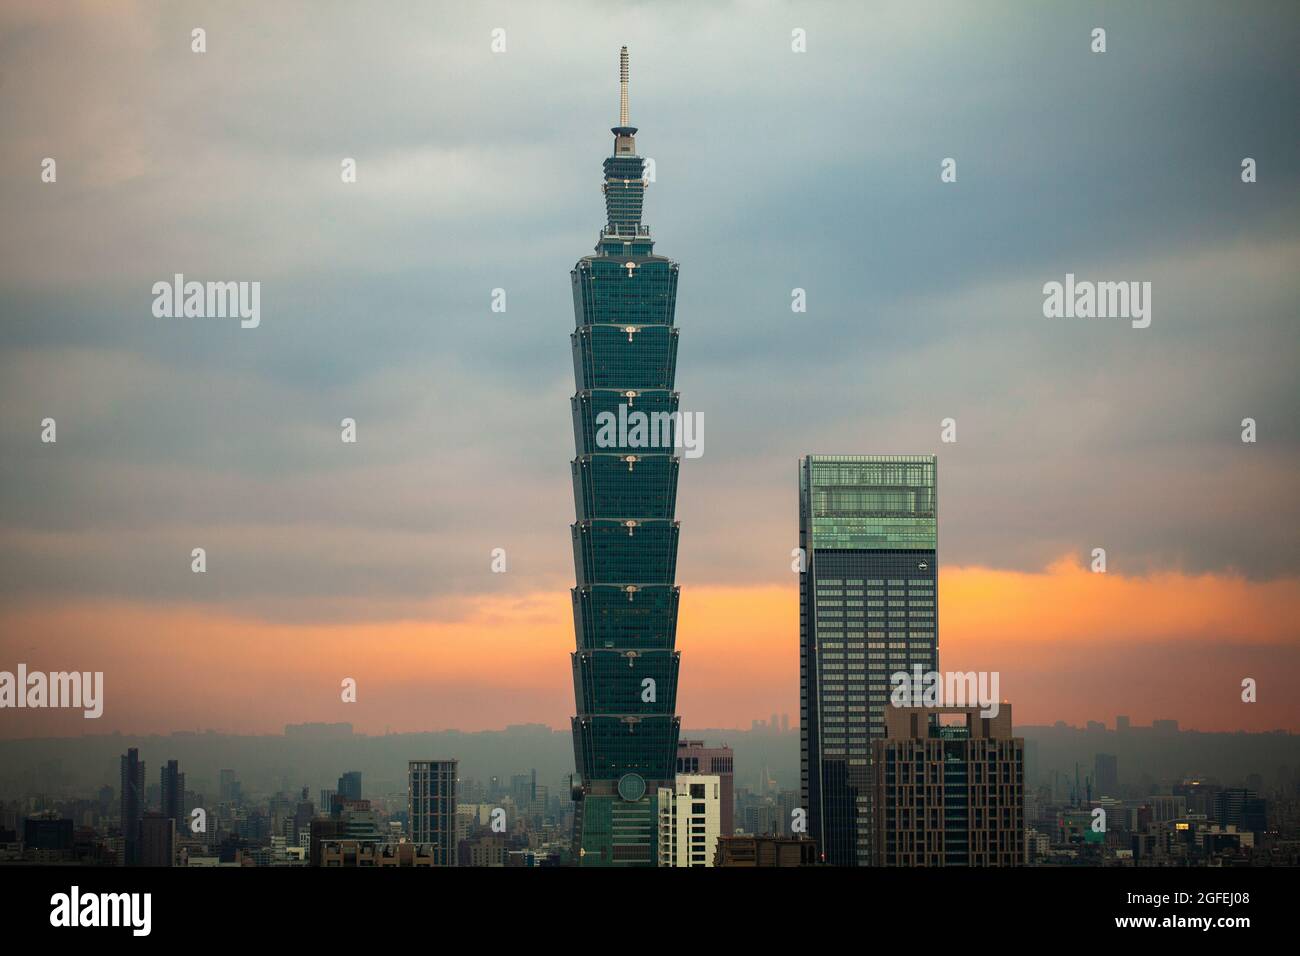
[[873, 706, 1025, 866], [569, 47, 683, 866], [799, 454, 938, 865]]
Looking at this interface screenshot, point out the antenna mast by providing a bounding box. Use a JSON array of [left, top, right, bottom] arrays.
[[619, 46, 629, 126]]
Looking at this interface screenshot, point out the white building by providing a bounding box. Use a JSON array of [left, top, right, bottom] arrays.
[[658, 774, 721, 867]]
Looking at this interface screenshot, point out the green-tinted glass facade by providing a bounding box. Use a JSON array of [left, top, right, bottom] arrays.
[[799, 454, 939, 866], [807, 456, 937, 550], [569, 62, 681, 866]]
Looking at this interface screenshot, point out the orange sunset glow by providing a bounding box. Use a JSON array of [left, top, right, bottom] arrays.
[[3, 555, 1296, 737]]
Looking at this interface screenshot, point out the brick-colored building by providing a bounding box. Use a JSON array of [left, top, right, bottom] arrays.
[[713, 835, 818, 867], [873, 705, 1024, 866]]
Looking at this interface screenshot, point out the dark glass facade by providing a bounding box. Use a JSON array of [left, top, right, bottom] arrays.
[[799, 455, 938, 866], [161, 759, 184, 825], [120, 747, 144, 866], [569, 51, 682, 866], [408, 759, 458, 866]]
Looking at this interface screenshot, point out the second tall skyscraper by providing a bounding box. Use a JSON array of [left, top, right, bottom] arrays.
[[799, 454, 938, 865]]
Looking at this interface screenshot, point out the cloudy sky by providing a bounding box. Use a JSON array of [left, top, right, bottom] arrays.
[[1, 0, 1297, 736]]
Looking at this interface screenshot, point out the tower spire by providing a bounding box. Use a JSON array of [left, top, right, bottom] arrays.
[[611, 46, 637, 156], [619, 46, 629, 126]]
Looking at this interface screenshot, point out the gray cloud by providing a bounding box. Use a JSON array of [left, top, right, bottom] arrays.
[[0, 0, 1297, 617]]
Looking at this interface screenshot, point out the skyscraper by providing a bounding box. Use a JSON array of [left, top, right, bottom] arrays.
[[337, 770, 362, 805], [120, 747, 145, 866], [408, 759, 458, 866], [218, 768, 237, 805], [510, 770, 537, 807], [1094, 753, 1119, 798], [799, 454, 938, 865], [1214, 788, 1268, 834], [160, 759, 185, 826], [569, 47, 682, 866]]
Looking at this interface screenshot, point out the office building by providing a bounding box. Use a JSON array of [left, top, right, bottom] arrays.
[[218, 768, 237, 804], [873, 705, 1025, 866], [460, 834, 510, 867], [799, 454, 938, 865], [337, 771, 362, 803], [657, 774, 721, 867], [676, 739, 735, 837], [161, 759, 185, 825], [1094, 753, 1119, 798], [333, 799, 382, 843], [309, 818, 341, 867], [408, 759, 458, 866], [569, 47, 683, 866], [139, 812, 175, 867], [1214, 789, 1267, 833], [23, 814, 73, 853], [120, 747, 145, 866], [1151, 795, 1187, 823]]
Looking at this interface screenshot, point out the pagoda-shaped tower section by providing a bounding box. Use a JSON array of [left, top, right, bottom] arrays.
[[568, 46, 683, 867]]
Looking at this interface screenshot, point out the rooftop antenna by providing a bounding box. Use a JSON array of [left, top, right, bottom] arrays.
[[609, 48, 638, 159], [619, 46, 629, 126]]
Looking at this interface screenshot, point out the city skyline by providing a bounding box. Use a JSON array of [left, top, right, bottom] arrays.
[[1, 2, 1298, 743], [1, 2, 1298, 936]]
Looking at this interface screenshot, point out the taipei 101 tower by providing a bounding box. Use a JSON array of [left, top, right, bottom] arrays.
[[568, 47, 683, 866]]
